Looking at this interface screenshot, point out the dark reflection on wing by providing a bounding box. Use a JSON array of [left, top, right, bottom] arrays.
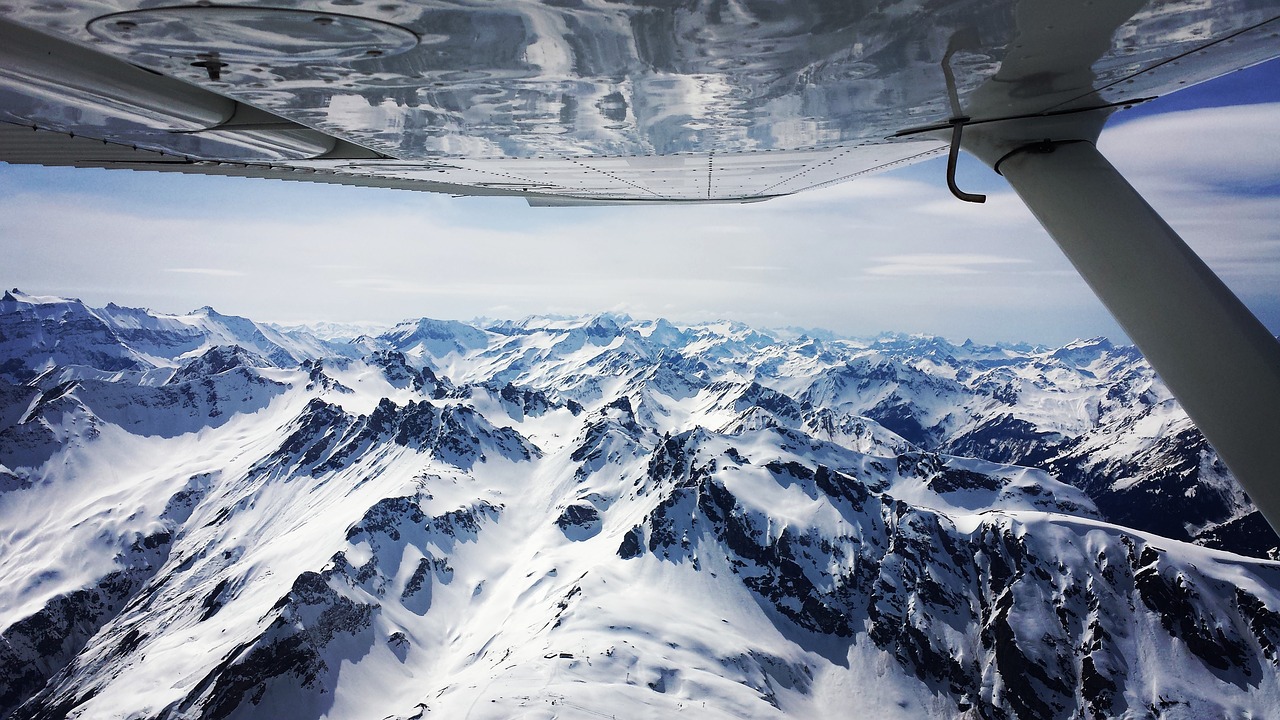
[[6, 0, 1274, 160], [0, 1, 1277, 199]]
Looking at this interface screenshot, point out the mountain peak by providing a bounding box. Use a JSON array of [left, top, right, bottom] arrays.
[[170, 344, 273, 382], [1064, 336, 1115, 350], [1051, 336, 1118, 365], [582, 314, 622, 338], [0, 289, 83, 307]]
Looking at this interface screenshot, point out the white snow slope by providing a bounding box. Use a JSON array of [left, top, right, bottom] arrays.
[[2, 290, 1279, 720]]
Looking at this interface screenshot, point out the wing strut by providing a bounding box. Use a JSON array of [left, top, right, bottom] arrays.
[[964, 116, 1280, 531]]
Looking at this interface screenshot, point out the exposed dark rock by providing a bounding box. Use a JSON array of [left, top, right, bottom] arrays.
[[1, 573, 139, 719], [4, 527, 176, 720], [170, 571, 376, 719], [1133, 546, 1254, 678], [617, 526, 644, 559], [264, 397, 536, 476], [1193, 512, 1279, 560], [169, 345, 272, 384], [926, 466, 1001, 494], [943, 414, 1062, 467], [556, 503, 601, 540]]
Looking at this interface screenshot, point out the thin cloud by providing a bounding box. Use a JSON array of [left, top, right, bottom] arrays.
[[864, 254, 1031, 277], [1102, 102, 1280, 190], [163, 268, 247, 277]]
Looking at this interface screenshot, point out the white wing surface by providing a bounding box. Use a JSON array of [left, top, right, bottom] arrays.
[[1, 1, 1276, 204]]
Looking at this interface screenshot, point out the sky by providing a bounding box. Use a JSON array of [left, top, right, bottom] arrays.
[[2, 59, 1278, 346]]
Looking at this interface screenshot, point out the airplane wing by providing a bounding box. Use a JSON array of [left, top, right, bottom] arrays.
[[1, 2, 1276, 204]]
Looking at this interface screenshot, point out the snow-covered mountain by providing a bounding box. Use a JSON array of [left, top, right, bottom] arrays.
[[0, 290, 346, 386], [3, 290, 1279, 719]]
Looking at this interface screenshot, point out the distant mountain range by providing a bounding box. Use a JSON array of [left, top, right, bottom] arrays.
[[2, 288, 1278, 719]]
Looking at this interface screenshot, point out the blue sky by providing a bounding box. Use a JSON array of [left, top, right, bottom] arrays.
[[2, 59, 1278, 345]]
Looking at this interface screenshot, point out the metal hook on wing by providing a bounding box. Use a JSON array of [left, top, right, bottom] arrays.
[[947, 118, 986, 204], [940, 28, 986, 204]]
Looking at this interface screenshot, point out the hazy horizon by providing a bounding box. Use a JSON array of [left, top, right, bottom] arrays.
[[4, 59, 1278, 347]]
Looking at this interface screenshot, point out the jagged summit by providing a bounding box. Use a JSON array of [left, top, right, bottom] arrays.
[[2, 293, 1278, 719], [1, 288, 83, 306], [168, 345, 272, 383], [384, 317, 491, 358]]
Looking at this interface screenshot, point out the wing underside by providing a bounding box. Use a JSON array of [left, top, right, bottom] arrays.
[[1, 2, 1278, 204]]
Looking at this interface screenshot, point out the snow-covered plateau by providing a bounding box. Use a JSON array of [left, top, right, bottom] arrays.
[[2, 288, 1279, 719]]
